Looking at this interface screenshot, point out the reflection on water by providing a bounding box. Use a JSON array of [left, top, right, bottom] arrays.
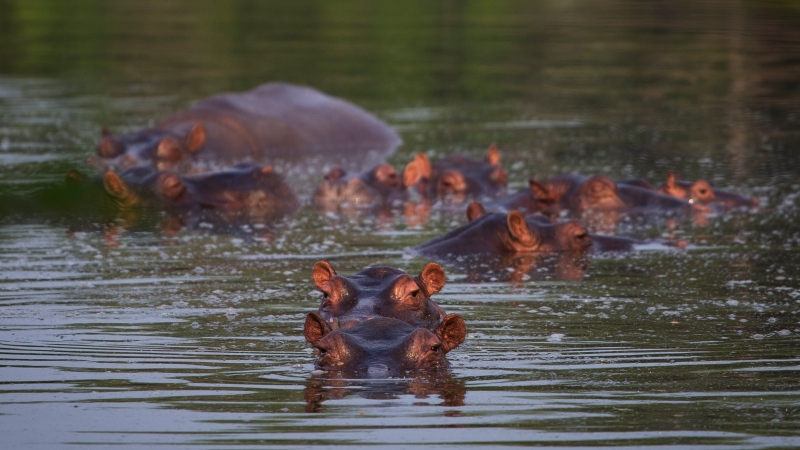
[[1, 0, 800, 448]]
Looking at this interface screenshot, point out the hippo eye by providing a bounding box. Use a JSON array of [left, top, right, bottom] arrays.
[[408, 289, 424, 306], [430, 343, 442, 353]]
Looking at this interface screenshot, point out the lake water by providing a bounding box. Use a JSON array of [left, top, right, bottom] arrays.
[[1, 1, 799, 448]]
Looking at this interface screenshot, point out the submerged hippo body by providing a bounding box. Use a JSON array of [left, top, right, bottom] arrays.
[[412, 207, 593, 258], [409, 205, 593, 281], [94, 83, 402, 174], [311, 261, 448, 330], [103, 163, 299, 216], [657, 171, 759, 211], [304, 311, 466, 377]]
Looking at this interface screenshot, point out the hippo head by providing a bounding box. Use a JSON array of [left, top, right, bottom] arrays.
[[304, 312, 466, 376], [405, 145, 507, 202], [312, 163, 403, 207], [104, 164, 296, 211], [479, 208, 593, 254], [103, 168, 192, 209], [657, 171, 759, 211], [311, 261, 447, 330], [573, 175, 627, 213], [95, 124, 207, 171]]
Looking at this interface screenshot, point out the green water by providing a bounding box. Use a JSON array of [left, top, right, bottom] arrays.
[[1, 0, 799, 448]]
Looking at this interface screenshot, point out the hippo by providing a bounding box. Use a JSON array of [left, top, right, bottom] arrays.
[[488, 173, 698, 232], [310, 148, 506, 224], [408, 204, 592, 281], [657, 171, 759, 211], [405, 145, 508, 202], [311, 261, 447, 330], [461, 201, 685, 253], [92, 83, 401, 174], [409, 202, 685, 281], [303, 311, 466, 377], [412, 206, 593, 258], [311, 163, 406, 210], [102, 163, 299, 215]]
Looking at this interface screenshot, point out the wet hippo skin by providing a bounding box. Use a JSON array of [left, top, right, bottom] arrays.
[[312, 260, 448, 330], [303, 311, 466, 377], [94, 83, 402, 173]]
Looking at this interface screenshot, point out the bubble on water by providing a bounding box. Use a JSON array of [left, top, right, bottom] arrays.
[[225, 308, 238, 320], [646, 306, 656, 315], [191, 321, 200, 329], [767, 317, 777, 323], [194, 267, 205, 274], [547, 333, 565, 342], [752, 334, 765, 340], [726, 299, 739, 306], [777, 329, 792, 336]]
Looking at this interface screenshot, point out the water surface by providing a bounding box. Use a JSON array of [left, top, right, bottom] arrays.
[[1, 0, 799, 448]]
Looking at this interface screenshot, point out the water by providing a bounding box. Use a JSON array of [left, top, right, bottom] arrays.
[[1, 0, 799, 448]]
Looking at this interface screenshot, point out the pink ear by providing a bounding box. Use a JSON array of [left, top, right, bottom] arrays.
[[466, 201, 486, 222], [507, 211, 535, 246], [418, 262, 446, 295], [486, 144, 501, 165], [436, 314, 466, 353], [402, 159, 422, 188], [304, 312, 331, 345], [413, 153, 432, 179], [185, 124, 207, 153], [312, 261, 336, 290], [665, 171, 677, 188], [103, 171, 128, 199], [528, 179, 551, 199]]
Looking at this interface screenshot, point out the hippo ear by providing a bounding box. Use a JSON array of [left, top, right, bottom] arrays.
[[402, 159, 423, 188], [485, 144, 501, 166], [304, 312, 332, 346], [185, 124, 207, 154], [507, 211, 535, 246], [466, 201, 486, 222], [436, 314, 466, 353], [403, 153, 432, 188], [418, 262, 446, 295], [528, 179, 552, 201], [103, 171, 130, 200], [101, 126, 112, 137], [665, 171, 678, 188], [312, 261, 336, 290]]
